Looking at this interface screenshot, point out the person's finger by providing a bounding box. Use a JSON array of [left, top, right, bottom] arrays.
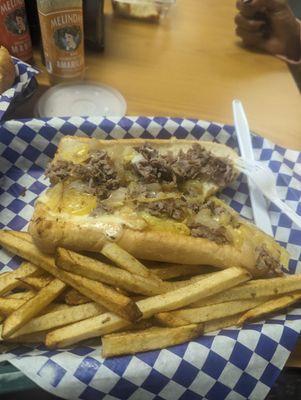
[[235, 26, 265, 47], [256, 0, 287, 12], [237, 0, 288, 14], [236, 0, 263, 17], [234, 13, 265, 32]]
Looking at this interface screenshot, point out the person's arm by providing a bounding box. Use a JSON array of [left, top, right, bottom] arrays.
[[235, 0, 301, 62]]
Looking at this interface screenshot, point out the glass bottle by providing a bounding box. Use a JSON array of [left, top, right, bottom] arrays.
[[83, 0, 105, 51], [37, 0, 85, 84], [0, 0, 33, 61]]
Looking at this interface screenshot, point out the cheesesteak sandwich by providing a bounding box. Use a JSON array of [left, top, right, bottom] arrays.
[[29, 136, 288, 277]]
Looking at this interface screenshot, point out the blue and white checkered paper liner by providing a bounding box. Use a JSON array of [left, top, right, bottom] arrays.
[[0, 116, 301, 400], [0, 57, 38, 121]]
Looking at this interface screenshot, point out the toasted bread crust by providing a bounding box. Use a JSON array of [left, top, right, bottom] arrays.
[[29, 202, 107, 254], [29, 201, 257, 274], [118, 229, 255, 268], [53, 136, 239, 163]]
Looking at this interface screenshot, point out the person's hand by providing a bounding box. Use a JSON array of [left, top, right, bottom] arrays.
[[235, 0, 300, 61]]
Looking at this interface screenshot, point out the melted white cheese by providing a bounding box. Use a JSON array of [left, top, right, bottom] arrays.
[[37, 192, 146, 241]]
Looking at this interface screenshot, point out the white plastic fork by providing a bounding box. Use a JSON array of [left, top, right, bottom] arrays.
[[233, 99, 273, 235], [236, 158, 301, 228]]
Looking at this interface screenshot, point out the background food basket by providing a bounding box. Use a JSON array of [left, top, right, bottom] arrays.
[[0, 57, 38, 122]]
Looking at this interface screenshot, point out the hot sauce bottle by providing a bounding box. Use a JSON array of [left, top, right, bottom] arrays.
[[0, 0, 33, 61], [37, 0, 85, 84]]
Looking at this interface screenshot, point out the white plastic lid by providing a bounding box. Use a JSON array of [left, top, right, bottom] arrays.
[[35, 81, 127, 118]]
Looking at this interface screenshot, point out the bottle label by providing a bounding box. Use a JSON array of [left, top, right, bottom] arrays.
[[38, 7, 84, 79], [0, 0, 33, 61]]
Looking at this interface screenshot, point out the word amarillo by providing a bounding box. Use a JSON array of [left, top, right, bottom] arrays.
[[56, 59, 83, 69]]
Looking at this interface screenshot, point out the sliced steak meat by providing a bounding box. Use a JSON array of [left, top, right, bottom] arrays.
[[173, 144, 235, 186], [133, 145, 176, 184], [138, 144, 159, 160], [256, 245, 282, 275], [203, 199, 241, 229], [188, 223, 232, 244], [206, 201, 225, 216], [139, 198, 187, 221], [187, 201, 200, 214], [45, 151, 120, 199], [45, 160, 74, 184], [90, 202, 113, 216], [132, 144, 235, 187], [73, 151, 120, 191], [202, 157, 234, 186]]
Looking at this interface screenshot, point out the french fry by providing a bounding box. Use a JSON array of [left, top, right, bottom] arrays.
[[0, 230, 207, 301], [0, 327, 46, 344], [101, 242, 159, 280], [18, 275, 53, 291], [8, 332, 47, 344], [0, 301, 70, 316], [46, 267, 250, 347], [152, 264, 213, 280], [7, 230, 33, 243], [155, 298, 268, 327], [0, 298, 27, 315], [1, 295, 63, 316], [5, 229, 296, 355], [138, 267, 251, 319], [2, 278, 66, 338], [64, 289, 90, 305], [238, 292, 301, 325], [0, 231, 55, 271], [5, 291, 36, 300], [191, 274, 301, 308], [160, 274, 214, 291], [46, 303, 75, 313], [203, 314, 242, 334], [8, 302, 105, 338], [46, 312, 129, 348], [56, 271, 141, 322], [125, 319, 154, 332], [0, 262, 39, 295], [102, 324, 204, 358], [45, 309, 154, 349], [154, 313, 188, 328], [56, 248, 167, 296], [0, 232, 141, 322]]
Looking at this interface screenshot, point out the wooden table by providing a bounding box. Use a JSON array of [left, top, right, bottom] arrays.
[[13, 0, 301, 367], [15, 0, 301, 149]]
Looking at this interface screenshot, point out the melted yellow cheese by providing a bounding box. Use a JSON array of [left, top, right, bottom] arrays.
[[40, 183, 97, 216], [140, 213, 190, 236], [61, 189, 97, 216], [60, 142, 90, 164], [42, 182, 63, 212], [38, 184, 147, 240]]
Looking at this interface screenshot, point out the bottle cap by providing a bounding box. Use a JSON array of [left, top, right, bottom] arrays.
[[35, 81, 127, 117]]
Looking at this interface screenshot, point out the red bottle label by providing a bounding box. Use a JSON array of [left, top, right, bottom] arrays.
[[0, 0, 33, 61]]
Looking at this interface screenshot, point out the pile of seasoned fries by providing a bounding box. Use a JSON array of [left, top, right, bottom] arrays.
[[0, 230, 300, 358]]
